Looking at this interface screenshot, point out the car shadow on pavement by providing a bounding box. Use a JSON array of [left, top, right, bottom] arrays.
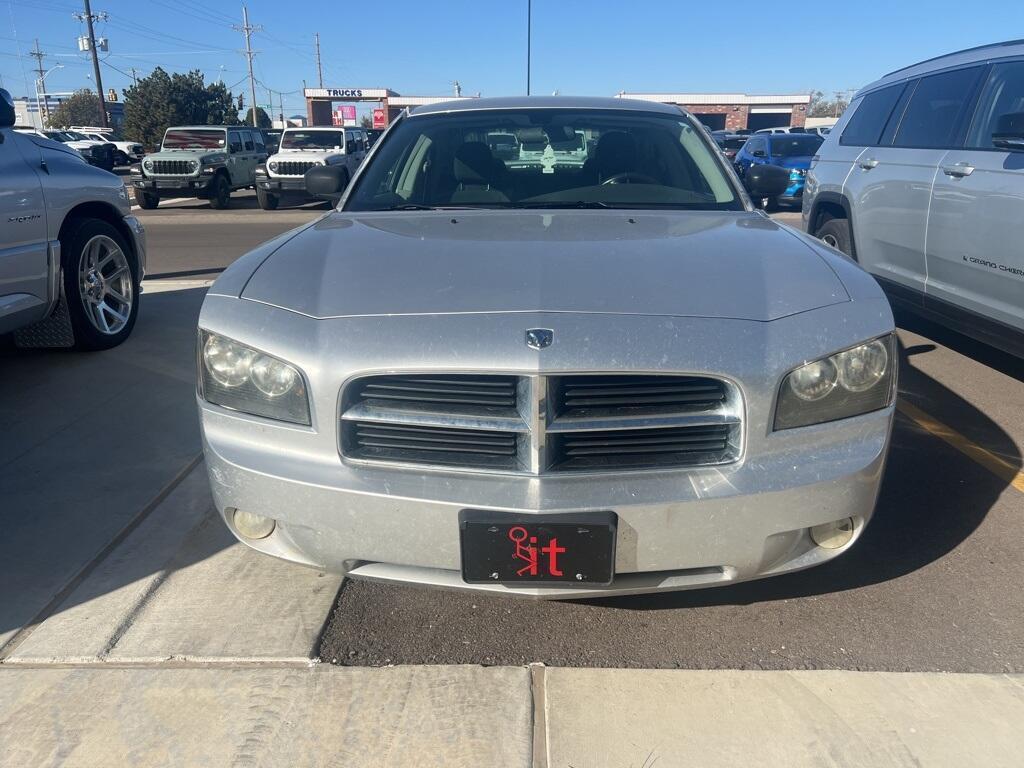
[[595, 336, 1020, 611]]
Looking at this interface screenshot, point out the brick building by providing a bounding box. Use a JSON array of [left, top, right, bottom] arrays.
[[615, 92, 811, 132]]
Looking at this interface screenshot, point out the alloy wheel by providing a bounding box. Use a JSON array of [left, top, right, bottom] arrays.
[[77, 234, 133, 335]]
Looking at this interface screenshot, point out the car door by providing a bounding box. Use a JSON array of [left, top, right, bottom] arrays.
[[843, 66, 984, 297], [226, 129, 244, 186], [238, 129, 257, 186], [0, 129, 50, 333], [925, 59, 1024, 333]]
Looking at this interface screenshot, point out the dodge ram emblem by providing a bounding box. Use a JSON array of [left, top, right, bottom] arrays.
[[525, 328, 553, 350]]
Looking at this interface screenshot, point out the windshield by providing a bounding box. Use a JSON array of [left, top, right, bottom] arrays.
[[162, 129, 226, 150], [281, 130, 345, 150], [346, 108, 740, 211], [64, 131, 90, 141], [769, 134, 823, 158], [45, 131, 72, 142], [718, 137, 746, 150]]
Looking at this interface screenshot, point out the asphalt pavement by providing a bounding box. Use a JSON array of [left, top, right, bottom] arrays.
[[3, 201, 1022, 676]]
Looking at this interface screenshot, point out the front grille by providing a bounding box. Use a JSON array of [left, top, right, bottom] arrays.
[[274, 160, 317, 176], [550, 424, 733, 471], [553, 375, 726, 416], [151, 160, 193, 175], [341, 374, 740, 473]]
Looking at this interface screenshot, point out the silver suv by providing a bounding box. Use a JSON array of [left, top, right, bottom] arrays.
[[0, 89, 146, 350], [803, 40, 1024, 357]]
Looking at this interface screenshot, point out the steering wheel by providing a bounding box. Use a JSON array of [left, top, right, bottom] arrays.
[[601, 172, 659, 185]]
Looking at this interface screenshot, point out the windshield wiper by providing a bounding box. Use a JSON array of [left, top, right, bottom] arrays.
[[513, 201, 614, 210]]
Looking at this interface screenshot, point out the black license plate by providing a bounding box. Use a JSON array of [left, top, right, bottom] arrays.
[[156, 180, 186, 189], [459, 510, 616, 585]]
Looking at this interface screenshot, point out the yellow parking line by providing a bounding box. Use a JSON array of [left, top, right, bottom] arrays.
[[897, 399, 1024, 494]]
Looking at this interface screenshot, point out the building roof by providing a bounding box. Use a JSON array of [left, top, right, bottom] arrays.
[[616, 92, 811, 106], [410, 95, 683, 116]]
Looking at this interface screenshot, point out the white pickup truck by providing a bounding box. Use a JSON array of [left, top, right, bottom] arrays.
[[255, 126, 367, 209]]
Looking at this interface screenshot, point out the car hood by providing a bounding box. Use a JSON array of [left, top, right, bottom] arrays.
[[240, 210, 849, 321]]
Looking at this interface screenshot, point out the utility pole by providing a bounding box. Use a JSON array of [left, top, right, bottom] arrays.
[[314, 33, 323, 88], [30, 39, 47, 127], [234, 6, 261, 127], [129, 67, 138, 86], [76, 0, 109, 127], [526, 0, 531, 95], [453, 80, 462, 97]]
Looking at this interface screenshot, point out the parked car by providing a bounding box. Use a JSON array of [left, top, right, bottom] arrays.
[[754, 127, 792, 134], [804, 125, 833, 138], [713, 132, 747, 161], [804, 40, 1024, 357], [71, 126, 145, 165], [262, 129, 282, 155], [130, 125, 268, 209], [734, 133, 824, 207], [365, 128, 383, 147], [41, 130, 115, 171], [255, 126, 367, 210], [0, 89, 145, 349], [56, 130, 118, 170], [196, 95, 895, 599]]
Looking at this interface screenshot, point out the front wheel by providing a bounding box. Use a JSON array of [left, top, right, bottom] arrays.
[[62, 218, 139, 350], [816, 217, 853, 257], [208, 175, 231, 209], [257, 187, 279, 210], [134, 189, 159, 209]]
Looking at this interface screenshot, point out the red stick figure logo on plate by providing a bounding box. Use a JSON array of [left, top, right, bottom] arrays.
[[509, 526, 566, 577]]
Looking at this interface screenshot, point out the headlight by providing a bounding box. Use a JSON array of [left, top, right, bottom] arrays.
[[268, 160, 278, 172], [188, 160, 199, 172], [143, 158, 153, 171], [198, 331, 310, 425], [774, 334, 895, 430], [789, 168, 806, 179]]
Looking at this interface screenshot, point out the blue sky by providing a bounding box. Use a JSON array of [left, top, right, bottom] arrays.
[[4, 0, 1024, 119]]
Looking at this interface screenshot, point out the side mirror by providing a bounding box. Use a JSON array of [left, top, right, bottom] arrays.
[[305, 165, 348, 199], [752, 149, 767, 158], [0, 88, 15, 128], [745, 164, 790, 199], [992, 112, 1024, 151]]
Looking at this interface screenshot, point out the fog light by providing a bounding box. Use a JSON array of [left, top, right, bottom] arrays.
[[809, 517, 855, 549], [232, 508, 276, 540]]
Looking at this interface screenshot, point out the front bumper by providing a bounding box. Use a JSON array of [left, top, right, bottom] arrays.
[[130, 173, 216, 196], [197, 298, 896, 599], [257, 175, 315, 198]]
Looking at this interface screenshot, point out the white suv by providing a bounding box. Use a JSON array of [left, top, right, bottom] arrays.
[[255, 127, 367, 210], [804, 40, 1024, 357]]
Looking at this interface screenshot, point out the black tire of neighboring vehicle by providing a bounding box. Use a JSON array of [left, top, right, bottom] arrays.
[[816, 218, 853, 257], [257, 187, 279, 210], [209, 175, 231, 209], [61, 218, 139, 351], [134, 189, 159, 209]]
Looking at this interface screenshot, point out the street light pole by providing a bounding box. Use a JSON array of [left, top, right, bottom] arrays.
[[81, 0, 108, 127], [526, 0, 531, 95]]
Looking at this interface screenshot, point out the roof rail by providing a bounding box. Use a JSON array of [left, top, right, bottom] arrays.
[[883, 39, 1024, 78]]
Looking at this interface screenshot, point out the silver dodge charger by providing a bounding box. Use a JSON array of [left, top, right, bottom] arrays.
[[197, 97, 896, 598]]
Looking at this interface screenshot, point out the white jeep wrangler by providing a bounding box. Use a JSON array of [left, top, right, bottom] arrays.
[[255, 126, 367, 210]]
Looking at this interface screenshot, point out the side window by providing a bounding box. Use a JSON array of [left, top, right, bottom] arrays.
[[966, 61, 1024, 149], [346, 133, 357, 154], [894, 66, 984, 149], [241, 130, 254, 151], [253, 131, 266, 151], [840, 84, 905, 147], [228, 131, 243, 153]]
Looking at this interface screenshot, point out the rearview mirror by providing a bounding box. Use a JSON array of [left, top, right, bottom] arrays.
[[744, 164, 790, 199], [0, 89, 14, 128], [752, 149, 767, 158], [992, 112, 1024, 152], [305, 165, 348, 199]]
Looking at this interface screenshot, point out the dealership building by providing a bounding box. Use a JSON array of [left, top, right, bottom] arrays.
[[615, 92, 812, 131], [304, 87, 475, 128]]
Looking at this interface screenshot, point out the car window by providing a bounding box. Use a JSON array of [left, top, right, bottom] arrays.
[[346, 135, 357, 153], [346, 108, 741, 211], [893, 66, 983, 149], [747, 138, 766, 154], [241, 130, 254, 151], [253, 131, 266, 151], [227, 131, 243, 153], [769, 135, 823, 158], [840, 84, 906, 147], [281, 130, 345, 150], [966, 60, 1024, 149]]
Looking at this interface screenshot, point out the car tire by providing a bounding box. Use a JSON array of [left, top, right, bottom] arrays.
[[209, 175, 231, 209], [816, 217, 853, 257], [134, 189, 159, 209], [257, 187, 279, 210], [61, 218, 140, 350]]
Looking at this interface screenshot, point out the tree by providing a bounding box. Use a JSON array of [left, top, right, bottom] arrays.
[[243, 106, 272, 129], [122, 68, 240, 148], [808, 90, 850, 119], [47, 89, 104, 128], [359, 114, 373, 129]]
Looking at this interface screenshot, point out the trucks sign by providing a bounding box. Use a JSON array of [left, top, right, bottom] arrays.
[[304, 88, 391, 99]]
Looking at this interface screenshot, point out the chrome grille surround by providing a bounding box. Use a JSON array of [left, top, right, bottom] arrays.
[[340, 374, 743, 474], [273, 160, 317, 176]]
